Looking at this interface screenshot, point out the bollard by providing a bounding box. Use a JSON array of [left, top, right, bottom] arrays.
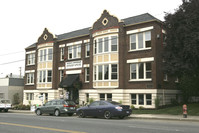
[[183, 104, 187, 118]]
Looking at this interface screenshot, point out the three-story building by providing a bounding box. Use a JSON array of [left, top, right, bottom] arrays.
[[24, 10, 179, 108]]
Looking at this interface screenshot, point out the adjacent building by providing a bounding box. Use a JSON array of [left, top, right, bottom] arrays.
[[24, 10, 179, 108], [0, 74, 24, 104]]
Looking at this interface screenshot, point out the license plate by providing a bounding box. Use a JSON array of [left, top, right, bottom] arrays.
[[126, 111, 129, 113]]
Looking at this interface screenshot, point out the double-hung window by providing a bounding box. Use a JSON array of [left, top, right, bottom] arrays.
[[26, 93, 34, 100], [130, 31, 151, 51], [85, 68, 90, 82], [94, 64, 118, 81], [94, 35, 118, 54], [60, 48, 64, 61], [130, 62, 152, 81], [39, 48, 53, 62], [38, 70, 52, 83], [27, 54, 35, 65], [26, 73, 34, 84], [85, 43, 90, 57], [68, 45, 81, 59]]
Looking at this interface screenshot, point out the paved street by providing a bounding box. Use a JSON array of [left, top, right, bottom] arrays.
[[0, 112, 199, 133]]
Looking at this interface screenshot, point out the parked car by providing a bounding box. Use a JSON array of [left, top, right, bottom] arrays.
[[35, 99, 76, 116], [77, 101, 132, 119], [0, 99, 12, 112]]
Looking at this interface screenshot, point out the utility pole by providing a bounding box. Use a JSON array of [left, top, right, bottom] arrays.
[[19, 67, 22, 78]]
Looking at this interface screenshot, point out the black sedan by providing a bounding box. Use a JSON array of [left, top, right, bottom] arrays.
[[77, 101, 132, 119]]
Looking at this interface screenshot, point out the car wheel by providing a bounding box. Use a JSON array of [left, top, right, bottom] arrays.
[[67, 113, 74, 116], [54, 109, 60, 116], [78, 110, 85, 118], [4, 109, 8, 112], [36, 109, 42, 115], [119, 116, 125, 119], [104, 111, 112, 119]]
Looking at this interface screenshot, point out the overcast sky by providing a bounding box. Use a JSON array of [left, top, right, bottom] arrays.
[[0, 0, 182, 78]]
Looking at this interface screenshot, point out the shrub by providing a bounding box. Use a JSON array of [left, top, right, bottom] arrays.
[[131, 105, 135, 110], [89, 98, 94, 104], [155, 97, 161, 109], [139, 106, 145, 110]]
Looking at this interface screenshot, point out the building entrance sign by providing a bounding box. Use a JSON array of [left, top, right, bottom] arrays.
[[66, 60, 82, 69]]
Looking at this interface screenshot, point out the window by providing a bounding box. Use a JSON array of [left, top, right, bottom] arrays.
[[27, 53, 35, 65], [94, 64, 118, 81], [26, 73, 34, 84], [85, 43, 90, 57], [131, 94, 152, 106], [94, 35, 118, 55], [68, 45, 81, 59], [100, 94, 105, 100], [130, 31, 151, 51], [107, 94, 112, 101], [111, 64, 118, 80], [131, 94, 136, 104], [130, 62, 152, 81], [60, 48, 64, 61], [98, 65, 103, 80], [100, 93, 112, 101], [85, 68, 89, 82], [138, 94, 144, 105], [38, 70, 52, 83], [104, 65, 109, 80], [39, 48, 53, 62], [111, 36, 118, 51], [146, 94, 152, 105], [48, 48, 53, 60], [47, 70, 52, 82], [26, 93, 34, 100]]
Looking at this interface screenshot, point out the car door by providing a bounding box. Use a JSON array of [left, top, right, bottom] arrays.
[[42, 101, 52, 114], [48, 100, 57, 114], [86, 101, 100, 116]]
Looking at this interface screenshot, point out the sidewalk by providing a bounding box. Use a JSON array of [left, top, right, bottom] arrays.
[[8, 109, 199, 122], [131, 114, 199, 122]]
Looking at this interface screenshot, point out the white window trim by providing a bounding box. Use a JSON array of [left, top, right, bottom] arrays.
[[93, 34, 118, 55], [129, 62, 152, 82], [38, 47, 53, 62], [129, 31, 152, 51], [60, 47, 64, 61], [85, 68, 89, 82], [27, 53, 35, 66], [26, 73, 34, 85], [68, 44, 81, 60], [93, 64, 118, 81], [131, 94, 152, 106], [37, 70, 52, 83]]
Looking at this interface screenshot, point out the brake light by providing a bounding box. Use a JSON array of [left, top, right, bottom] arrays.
[[63, 104, 76, 107], [115, 106, 123, 110]]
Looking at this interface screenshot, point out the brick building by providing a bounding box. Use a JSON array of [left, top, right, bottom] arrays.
[[24, 10, 179, 108]]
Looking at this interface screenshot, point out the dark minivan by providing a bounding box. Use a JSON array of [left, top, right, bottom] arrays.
[[35, 99, 76, 116]]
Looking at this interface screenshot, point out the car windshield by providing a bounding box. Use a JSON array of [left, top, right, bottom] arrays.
[[0, 100, 11, 104], [109, 101, 120, 105], [64, 100, 76, 106]]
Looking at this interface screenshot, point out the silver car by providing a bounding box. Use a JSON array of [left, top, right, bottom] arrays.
[[35, 99, 76, 116]]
